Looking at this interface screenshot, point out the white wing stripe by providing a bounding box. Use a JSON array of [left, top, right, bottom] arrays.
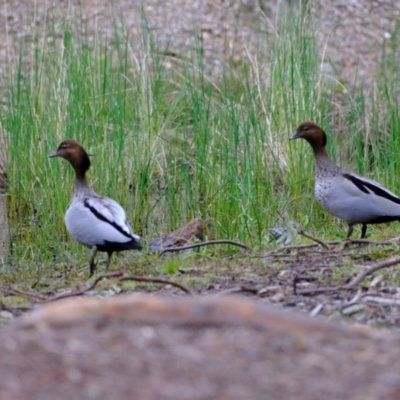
[[83, 198, 134, 239]]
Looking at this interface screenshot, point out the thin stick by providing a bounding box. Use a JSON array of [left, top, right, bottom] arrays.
[[5, 271, 124, 303], [293, 274, 318, 295], [360, 295, 400, 306], [299, 230, 329, 249], [159, 239, 252, 255], [297, 256, 400, 295], [0, 301, 32, 314], [4, 288, 48, 302], [262, 236, 400, 258], [5, 271, 193, 303], [119, 275, 193, 295], [344, 256, 400, 289], [44, 271, 125, 302], [347, 237, 400, 245], [262, 243, 321, 257], [295, 286, 346, 296], [210, 285, 260, 297]]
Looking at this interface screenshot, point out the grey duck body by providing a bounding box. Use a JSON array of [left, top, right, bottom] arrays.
[[291, 121, 400, 238], [50, 140, 142, 275]]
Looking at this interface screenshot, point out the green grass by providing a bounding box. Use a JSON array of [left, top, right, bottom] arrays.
[[2, 2, 400, 269]]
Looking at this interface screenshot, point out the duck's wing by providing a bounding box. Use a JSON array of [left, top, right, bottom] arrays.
[[81, 196, 141, 242], [342, 173, 400, 204], [330, 173, 400, 223]]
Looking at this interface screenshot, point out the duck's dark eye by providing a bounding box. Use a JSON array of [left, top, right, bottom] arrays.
[[303, 126, 309, 131], [60, 144, 69, 149]]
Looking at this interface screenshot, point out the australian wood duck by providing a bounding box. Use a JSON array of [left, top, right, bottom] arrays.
[[50, 140, 142, 275], [291, 121, 400, 238]]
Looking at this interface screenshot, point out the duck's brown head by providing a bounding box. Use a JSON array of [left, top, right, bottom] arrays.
[[50, 140, 91, 175], [290, 121, 327, 149]]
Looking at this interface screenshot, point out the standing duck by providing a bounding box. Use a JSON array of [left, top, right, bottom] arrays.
[[50, 140, 142, 275], [291, 121, 400, 239]]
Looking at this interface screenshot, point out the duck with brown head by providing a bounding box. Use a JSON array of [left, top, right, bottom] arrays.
[[291, 121, 400, 239], [50, 140, 142, 276]]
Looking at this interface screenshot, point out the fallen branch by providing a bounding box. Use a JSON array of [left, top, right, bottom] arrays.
[[5, 270, 193, 303], [159, 239, 252, 255], [360, 295, 400, 306], [346, 237, 400, 246], [5, 271, 124, 303], [295, 286, 346, 296], [293, 274, 318, 295], [210, 285, 260, 297], [344, 256, 400, 289], [296, 256, 400, 296], [262, 236, 400, 258], [119, 275, 193, 295], [178, 267, 201, 274], [0, 300, 32, 315], [261, 243, 320, 257], [4, 288, 48, 302], [299, 230, 329, 249], [45, 271, 124, 302]]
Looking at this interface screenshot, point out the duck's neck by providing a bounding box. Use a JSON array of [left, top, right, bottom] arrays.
[[73, 170, 96, 198], [312, 146, 342, 177]]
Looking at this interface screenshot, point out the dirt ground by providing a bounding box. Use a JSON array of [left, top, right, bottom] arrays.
[[2, 238, 400, 399], [2, 0, 400, 398], [1, 0, 399, 85]]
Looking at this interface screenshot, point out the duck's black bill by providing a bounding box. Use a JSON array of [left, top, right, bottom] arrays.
[[290, 132, 300, 140]]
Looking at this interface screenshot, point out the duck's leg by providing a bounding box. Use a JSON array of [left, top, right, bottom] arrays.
[[360, 224, 367, 239], [89, 246, 98, 276], [346, 225, 354, 239], [105, 251, 114, 271]]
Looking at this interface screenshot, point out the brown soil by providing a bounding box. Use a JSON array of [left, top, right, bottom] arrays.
[[1, 0, 399, 84], [2, 239, 400, 399]]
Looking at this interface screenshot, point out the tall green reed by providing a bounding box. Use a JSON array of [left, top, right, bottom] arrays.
[[4, 2, 400, 266]]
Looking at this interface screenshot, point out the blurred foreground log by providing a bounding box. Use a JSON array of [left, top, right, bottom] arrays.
[[0, 295, 400, 400]]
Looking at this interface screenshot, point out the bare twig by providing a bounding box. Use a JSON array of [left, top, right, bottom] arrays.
[[261, 241, 339, 257], [44, 271, 124, 302], [270, 199, 294, 227], [261, 243, 320, 257], [293, 274, 318, 295], [210, 285, 260, 297], [344, 256, 400, 289], [360, 295, 400, 306], [4, 288, 48, 302], [211, 287, 245, 296], [159, 239, 252, 255], [295, 286, 346, 296], [0, 301, 32, 315], [262, 235, 400, 258], [296, 256, 400, 296], [347, 237, 400, 245], [5, 270, 193, 303], [119, 275, 193, 295], [5, 271, 124, 303], [178, 267, 201, 274], [299, 230, 329, 249]]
